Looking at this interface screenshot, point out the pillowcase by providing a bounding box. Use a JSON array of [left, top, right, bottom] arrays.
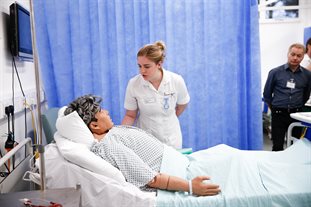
[[54, 106, 126, 183], [56, 106, 94, 149]]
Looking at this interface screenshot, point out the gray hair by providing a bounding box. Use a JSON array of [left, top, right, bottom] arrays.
[[64, 94, 102, 126], [288, 43, 306, 54]]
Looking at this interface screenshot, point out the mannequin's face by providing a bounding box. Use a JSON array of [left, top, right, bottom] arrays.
[[89, 109, 114, 134]]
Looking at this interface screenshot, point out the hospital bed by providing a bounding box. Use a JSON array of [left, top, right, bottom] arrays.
[[22, 108, 311, 207]]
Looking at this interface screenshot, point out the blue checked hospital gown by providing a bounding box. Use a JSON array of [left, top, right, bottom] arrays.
[[91, 125, 164, 190]]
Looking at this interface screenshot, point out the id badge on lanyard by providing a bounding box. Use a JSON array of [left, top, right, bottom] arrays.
[[163, 97, 169, 110], [286, 78, 295, 89], [163, 92, 175, 111]]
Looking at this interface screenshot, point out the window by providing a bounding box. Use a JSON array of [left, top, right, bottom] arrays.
[[258, 0, 300, 22]]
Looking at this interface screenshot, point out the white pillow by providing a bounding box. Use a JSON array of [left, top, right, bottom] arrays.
[[56, 107, 94, 149], [54, 106, 126, 183]]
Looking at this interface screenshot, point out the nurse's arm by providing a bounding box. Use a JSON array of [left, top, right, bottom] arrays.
[[121, 109, 137, 125], [175, 104, 188, 117]]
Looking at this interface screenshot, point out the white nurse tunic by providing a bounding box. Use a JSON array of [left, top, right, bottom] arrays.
[[124, 69, 190, 149]]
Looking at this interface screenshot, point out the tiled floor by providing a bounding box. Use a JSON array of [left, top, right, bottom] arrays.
[[262, 113, 272, 151], [263, 132, 272, 151]]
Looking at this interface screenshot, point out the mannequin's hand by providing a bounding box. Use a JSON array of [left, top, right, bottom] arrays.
[[192, 176, 220, 196]]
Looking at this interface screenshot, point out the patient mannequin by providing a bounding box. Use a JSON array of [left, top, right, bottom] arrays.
[[64, 94, 220, 196]]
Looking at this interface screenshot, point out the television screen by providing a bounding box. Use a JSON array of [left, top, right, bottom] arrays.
[[10, 3, 33, 61]]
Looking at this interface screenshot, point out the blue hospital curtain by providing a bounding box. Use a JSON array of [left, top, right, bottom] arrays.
[[33, 0, 262, 151]]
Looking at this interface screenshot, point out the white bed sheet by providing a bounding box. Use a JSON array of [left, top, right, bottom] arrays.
[[43, 143, 156, 207], [157, 139, 311, 207]]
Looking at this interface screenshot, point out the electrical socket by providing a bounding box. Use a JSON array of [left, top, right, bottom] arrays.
[[0, 88, 46, 119], [1, 99, 11, 118]]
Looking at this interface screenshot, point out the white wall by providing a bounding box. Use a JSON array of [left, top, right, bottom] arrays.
[[0, 0, 46, 160], [259, 0, 311, 92]]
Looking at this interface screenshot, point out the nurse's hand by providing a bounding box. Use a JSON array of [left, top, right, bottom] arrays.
[[192, 176, 221, 196]]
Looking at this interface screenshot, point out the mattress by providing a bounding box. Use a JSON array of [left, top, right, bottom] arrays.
[[156, 139, 311, 207]]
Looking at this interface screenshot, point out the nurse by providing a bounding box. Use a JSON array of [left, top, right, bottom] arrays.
[[121, 41, 190, 149]]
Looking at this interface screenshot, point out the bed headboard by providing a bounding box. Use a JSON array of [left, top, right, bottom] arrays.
[[41, 107, 60, 144]]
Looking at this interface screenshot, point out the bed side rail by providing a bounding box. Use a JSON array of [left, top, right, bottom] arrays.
[[0, 137, 32, 193]]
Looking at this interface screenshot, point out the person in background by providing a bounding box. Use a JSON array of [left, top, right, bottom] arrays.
[[121, 41, 190, 149], [300, 37, 311, 111], [263, 43, 311, 151], [300, 37, 311, 71], [64, 94, 220, 196]]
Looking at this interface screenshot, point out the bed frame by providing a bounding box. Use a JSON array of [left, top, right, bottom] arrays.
[[287, 112, 311, 147], [0, 137, 33, 193]]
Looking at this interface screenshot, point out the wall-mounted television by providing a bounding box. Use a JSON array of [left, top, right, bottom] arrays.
[[10, 2, 33, 61]]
